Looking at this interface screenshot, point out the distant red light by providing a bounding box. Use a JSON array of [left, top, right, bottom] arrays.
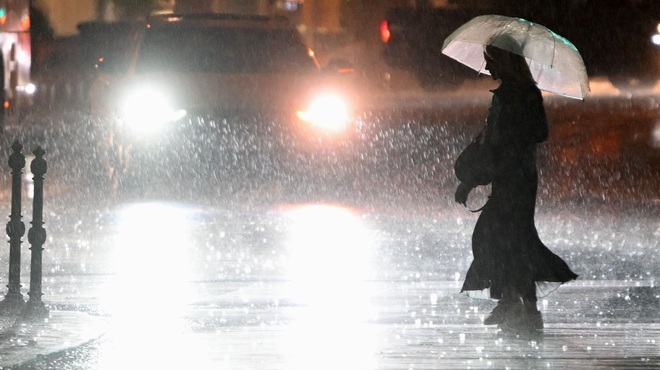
[[380, 20, 390, 43], [21, 14, 29, 31]]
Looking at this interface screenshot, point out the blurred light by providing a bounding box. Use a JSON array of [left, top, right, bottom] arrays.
[[98, 202, 210, 369], [285, 204, 373, 294], [20, 13, 29, 31], [283, 204, 377, 370], [652, 34, 660, 46], [119, 85, 186, 134], [296, 94, 348, 131], [657, 23, 660, 33], [23, 154, 34, 199], [17, 50, 31, 66], [308, 49, 315, 57], [652, 121, 660, 148], [283, 1, 298, 11], [25, 83, 36, 95], [380, 20, 391, 43]]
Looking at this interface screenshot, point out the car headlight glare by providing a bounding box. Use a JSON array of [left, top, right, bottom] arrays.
[[120, 87, 186, 133], [652, 34, 660, 46], [297, 95, 348, 130], [25, 83, 36, 95]]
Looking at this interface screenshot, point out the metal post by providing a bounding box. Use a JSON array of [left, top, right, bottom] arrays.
[[0, 141, 26, 314], [24, 147, 48, 319]]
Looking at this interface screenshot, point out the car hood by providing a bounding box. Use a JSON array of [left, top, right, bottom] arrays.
[[114, 71, 357, 114]]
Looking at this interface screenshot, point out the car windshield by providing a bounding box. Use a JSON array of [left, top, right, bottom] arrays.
[[77, 22, 141, 74], [134, 25, 318, 74]]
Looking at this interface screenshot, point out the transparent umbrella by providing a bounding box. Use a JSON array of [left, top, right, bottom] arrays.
[[442, 14, 590, 100]]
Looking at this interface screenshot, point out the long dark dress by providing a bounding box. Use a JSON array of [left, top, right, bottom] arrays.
[[459, 80, 578, 300]]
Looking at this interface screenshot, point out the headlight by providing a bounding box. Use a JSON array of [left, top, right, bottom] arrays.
[[297, 94, 349, 131], [118, 86, 186, 134], [652, 34, 660, 46], [25, 83, 36, 95]]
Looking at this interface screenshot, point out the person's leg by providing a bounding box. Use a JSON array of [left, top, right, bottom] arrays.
[[484, 287, 519, 325], [499, 281, 543, 332], [521, 280, 538, 310], [522, 281, 543, 330]]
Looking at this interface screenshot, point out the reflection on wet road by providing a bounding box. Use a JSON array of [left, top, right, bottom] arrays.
[[17, 201, 657, 369]]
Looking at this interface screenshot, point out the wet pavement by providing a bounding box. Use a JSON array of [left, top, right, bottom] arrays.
[[0, 201, 654, 369], [0, 311, 106, 368]]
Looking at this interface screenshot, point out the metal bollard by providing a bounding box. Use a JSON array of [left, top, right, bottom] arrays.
[[0, 141, 26, 314], [24, 146, 48, 319]]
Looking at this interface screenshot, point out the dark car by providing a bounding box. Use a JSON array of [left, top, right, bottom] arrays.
[[85, 13, 363, 187]]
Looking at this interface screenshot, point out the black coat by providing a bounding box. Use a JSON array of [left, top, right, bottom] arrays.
[[458, 80, 578, 300]]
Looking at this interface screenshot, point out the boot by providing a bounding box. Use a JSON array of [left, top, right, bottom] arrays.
[[498, 302, 543, 334], [484, 299, 517, 325]]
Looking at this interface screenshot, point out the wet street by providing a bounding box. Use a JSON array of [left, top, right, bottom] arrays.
[[0, 80, 659, 369], [25, 204, 660, 369]]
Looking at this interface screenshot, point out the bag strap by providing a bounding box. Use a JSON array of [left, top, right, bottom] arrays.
[[464, 194, 490, 213], [465, 204, 486, 213]]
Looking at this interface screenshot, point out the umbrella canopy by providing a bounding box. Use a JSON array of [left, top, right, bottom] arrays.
[[442, 14, 590, 100]]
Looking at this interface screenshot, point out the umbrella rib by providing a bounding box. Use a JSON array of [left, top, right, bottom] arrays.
[[519, 21, 532, 53], [477, 54, 491, 75], [551, 29, 556, 69], [489, 17, 517, 50]]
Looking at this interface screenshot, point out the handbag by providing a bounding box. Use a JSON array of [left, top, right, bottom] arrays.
[[454, 135, 495, 186]]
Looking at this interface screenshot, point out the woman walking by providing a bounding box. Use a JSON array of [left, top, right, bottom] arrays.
[[454, 41, 578, 334]]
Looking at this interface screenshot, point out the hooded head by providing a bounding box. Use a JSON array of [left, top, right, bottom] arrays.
[[484, 34, 535, 84]]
